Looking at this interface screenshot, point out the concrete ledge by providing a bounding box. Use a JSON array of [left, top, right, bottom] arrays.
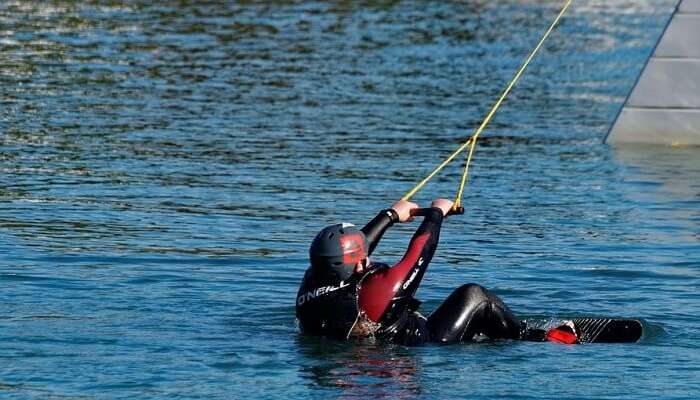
[[656, 15, 700, 57], [607, 108, 700, 145], [604, 0, 700, 145], [627, 59, 700, 109], [680, 0, 700, 13]]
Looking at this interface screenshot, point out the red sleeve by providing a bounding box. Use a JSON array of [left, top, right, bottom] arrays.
[[357, 208, 443, 322]]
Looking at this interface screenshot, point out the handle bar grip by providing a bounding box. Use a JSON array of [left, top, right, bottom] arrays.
[[409, 206, 465, 217]]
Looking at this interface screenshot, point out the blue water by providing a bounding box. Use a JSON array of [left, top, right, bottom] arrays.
[[2, 1, 699, 398]]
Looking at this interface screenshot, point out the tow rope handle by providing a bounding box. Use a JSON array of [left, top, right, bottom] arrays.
[[410, 206, 465, 217]]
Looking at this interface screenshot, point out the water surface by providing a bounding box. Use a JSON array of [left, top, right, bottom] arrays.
[[1, 1, 699, 399]]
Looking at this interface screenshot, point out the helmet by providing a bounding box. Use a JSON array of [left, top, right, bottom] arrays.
[[309, 223, 368, 280]]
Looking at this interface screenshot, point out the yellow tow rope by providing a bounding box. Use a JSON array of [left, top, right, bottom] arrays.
[[402, 0, 573, 210]]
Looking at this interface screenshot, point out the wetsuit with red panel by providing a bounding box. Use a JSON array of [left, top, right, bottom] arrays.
[[296, 208, 522, 345]]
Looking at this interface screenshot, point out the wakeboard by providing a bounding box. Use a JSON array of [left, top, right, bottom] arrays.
[[572, 318, 643, 343], [522, 318, 644, 344]]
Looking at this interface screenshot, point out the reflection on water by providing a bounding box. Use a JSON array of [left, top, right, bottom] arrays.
[[611, 145, 700, 245], [613, 145, 700, 199], [297, 338, 420, 399]]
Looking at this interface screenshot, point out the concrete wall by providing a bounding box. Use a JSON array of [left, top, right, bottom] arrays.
[[606, 0, 700, 145]]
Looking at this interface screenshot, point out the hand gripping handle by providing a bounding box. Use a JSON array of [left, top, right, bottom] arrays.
[[409, 206, 465, 217]]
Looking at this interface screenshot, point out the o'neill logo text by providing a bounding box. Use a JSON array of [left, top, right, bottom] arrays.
[[297, 281, 349, 305], [403, 267, 419, 290]]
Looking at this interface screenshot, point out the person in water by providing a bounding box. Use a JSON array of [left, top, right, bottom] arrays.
[[296, 198, 542, 346]]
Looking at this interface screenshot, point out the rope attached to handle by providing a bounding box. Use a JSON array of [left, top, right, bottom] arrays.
[[453, 0, 572, 208]]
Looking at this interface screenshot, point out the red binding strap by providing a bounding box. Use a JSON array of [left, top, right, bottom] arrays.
[[546, 326, 578, 344]]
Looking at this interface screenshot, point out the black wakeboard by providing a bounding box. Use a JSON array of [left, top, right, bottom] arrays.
[[521, 318, 644, 343], [572, 318, 643, 343]]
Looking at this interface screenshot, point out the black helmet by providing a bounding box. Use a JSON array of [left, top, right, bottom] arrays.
[[310, 223, 368, 280]]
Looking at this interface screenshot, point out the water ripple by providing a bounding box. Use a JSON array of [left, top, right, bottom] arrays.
[[2, 1, 698, 399]]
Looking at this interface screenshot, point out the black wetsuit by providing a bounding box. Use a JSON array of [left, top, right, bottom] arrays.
[[296, 208, 522, 345]]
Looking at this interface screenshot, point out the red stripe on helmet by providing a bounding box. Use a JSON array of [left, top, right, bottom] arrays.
[[340, 233, 366, 266]]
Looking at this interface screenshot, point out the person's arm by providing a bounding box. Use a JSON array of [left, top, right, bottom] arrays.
[[361, 209, 398, 256], [358, 199, 453, 323], [361, 200, 417, 256]]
